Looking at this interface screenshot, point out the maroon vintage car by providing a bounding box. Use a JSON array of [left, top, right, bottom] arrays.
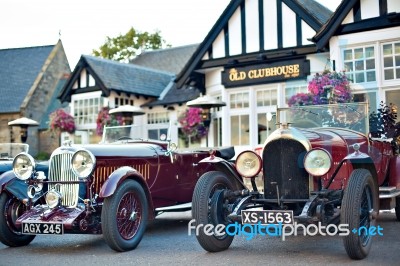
[[192, 102, 400, 260], [0, 125, 234, 251]]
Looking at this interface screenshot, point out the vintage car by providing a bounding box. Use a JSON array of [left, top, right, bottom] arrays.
[[192, 102, 400, 260], [0, 125, 235, 251]]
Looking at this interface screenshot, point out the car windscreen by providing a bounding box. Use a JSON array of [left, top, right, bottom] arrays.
[[276, 102, 369, 135]]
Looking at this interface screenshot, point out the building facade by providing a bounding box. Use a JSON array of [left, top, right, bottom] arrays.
[[313, 0, 400, 114]]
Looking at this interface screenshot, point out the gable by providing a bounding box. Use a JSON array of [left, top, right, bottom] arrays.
[[314, 0, 400, 50], [59, 55, 175, 103], [211, 0, 330, 59], [176, 0, 332, 88]]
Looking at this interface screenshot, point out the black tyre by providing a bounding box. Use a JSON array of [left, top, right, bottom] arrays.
[[101, 179, 148, 252], [395, 197, 400, 221], [341, 169, 379, 260], [192, 171, 236, 252], [0, 193, 35, 247]]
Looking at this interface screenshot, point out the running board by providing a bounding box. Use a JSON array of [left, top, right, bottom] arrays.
[[379, 187, 400, 199], [155, 202, 192, 212]]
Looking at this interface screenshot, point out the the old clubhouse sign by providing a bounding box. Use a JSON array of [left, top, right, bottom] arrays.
[[221, 59, 310, 88]]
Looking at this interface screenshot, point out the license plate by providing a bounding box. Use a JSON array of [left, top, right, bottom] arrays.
[[22, 222, 64, 235], [241, 210, 294, 225]]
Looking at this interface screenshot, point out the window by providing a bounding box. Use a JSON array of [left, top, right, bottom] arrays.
[[230, 115, 249, 145], [256, 89, 277, 107], [230, 92, 249, 109], [343, 46, 376, 83], [353, 92, 377, 114], [148, 112, 170, 124], [73, 97, 103, 126], [114, 97, 134, 108], [257, 113, 276, 144], [213, 117, 223, 147], [285, 84, 307, 104], [385, 90, 400, 122], [148, 128, 168, 140], [382, 42, 400, 80]]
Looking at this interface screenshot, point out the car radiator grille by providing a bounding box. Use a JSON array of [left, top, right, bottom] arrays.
[[48, 152, 79, 207], [262, 139, 309, 200]]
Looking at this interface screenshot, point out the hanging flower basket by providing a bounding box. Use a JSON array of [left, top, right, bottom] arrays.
[[288, 70, 353, 106], [49, 109, 76, 134], [96, 107, 123, 135], [178, 108, 208, 141]]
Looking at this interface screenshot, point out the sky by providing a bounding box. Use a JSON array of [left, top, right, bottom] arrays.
[[0, 0, 341, 68]]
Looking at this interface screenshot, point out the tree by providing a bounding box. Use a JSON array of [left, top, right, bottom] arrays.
[[92, 27, 170, 62]]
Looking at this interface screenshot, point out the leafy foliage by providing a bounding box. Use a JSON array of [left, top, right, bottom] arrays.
[[49, 109, 76, 134], [92, 27, 170, 62], [369, 102, 399, 138]]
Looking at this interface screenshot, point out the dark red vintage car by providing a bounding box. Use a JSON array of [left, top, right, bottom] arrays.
[[192, 102, 400, 260], [0, 125, 234, 251]]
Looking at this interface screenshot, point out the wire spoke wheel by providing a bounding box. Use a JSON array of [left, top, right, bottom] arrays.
[[102, 180, 148, 251]]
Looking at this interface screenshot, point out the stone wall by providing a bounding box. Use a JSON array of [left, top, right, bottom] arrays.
[[21, 42, 70, 157]]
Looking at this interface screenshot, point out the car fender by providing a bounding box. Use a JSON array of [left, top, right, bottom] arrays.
[[199, 156, 246, 189], [99, 166, 154, 218], [0, 170, 15, 193], [326, 152, 378, 189], [0, 170, 28, 200]]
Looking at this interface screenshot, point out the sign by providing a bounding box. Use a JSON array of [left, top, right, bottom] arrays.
[[221, 59, 310, 88]]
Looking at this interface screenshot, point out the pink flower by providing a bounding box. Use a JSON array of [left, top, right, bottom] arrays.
[[49, 109, 75, 134], [288, 71, 352, 107], [178, 108, 208, 139]]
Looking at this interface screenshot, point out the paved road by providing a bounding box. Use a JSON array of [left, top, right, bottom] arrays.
[[0, 210, 399, 266]]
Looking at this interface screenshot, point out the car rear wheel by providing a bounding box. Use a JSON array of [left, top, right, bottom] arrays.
[[0, 193, 35, 247], [341, 169, 379, 260], [101, 179, 148, 252], [192, 171, 236, 252]]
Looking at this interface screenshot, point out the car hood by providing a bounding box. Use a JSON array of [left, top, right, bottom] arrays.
[[72, 142, 162, 158]]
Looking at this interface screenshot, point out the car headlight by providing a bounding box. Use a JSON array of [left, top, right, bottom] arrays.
[[13, 153, 36, 180], [71, 150, 96, 179], [304, 148, 332, 176], [45, 190, 61, 208], [236, 151, 262, 178]]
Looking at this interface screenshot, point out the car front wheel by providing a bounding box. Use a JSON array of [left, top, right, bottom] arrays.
[[192, 171, 236, 252], [341, 169, 379, 260], [0, 192, 35, 247], [101, 179, 148, 252]]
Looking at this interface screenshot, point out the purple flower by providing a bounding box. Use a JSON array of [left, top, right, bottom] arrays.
[[288, 71, 352, 107]]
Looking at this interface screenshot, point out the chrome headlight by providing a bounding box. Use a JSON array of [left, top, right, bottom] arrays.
[[71, 150, 96, 179], [13, 153, 36, 180], [304, 148, 332, 176], [45, 190, 61, 208], [235, 151, 262, 178]]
